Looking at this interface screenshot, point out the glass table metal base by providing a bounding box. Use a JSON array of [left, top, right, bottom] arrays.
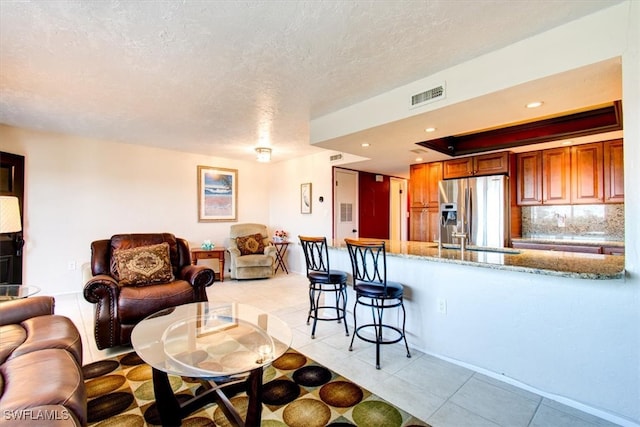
[[131, 302, 291, 426]]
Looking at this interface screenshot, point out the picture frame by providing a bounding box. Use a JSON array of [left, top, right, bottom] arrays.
[[301, 182, 312, 214], [197, 166, 237, 222]]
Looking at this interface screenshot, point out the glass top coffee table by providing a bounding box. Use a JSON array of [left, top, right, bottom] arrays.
[[131, 302, 292, 426], [0, 284, 40, 301]]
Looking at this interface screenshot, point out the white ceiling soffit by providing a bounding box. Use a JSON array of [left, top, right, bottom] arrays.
[[0, 0, 624, 170], [315, 58, 622, 177]]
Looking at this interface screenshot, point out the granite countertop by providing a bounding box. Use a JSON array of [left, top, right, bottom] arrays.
[[512, 236, 624, 248], [331, 240, 625, 280]]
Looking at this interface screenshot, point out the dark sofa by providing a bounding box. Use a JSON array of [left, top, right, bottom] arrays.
[[0, 296, 86, 426]]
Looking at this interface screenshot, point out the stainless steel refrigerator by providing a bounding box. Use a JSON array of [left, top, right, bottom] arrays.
[[438, 175, 510, 248]]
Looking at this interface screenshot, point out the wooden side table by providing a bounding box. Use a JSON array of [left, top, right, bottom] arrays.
[[190, 247, 226, 282], [271, 240, 290, 274]]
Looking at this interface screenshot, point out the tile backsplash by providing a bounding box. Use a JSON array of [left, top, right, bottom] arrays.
[[521, 204, 624, 240]]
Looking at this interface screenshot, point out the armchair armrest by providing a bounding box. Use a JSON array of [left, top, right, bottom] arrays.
[[228, 247, 241, 258], [83, 275, 121, 350], [264, 245, 277, 259], [0, 296, 55, 326], [180, 264, 215, 288]]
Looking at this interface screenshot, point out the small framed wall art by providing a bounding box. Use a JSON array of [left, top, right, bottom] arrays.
[[301, 182, 312, 214], [197, 165, 238, 222]]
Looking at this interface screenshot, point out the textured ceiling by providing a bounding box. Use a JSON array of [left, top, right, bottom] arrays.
[[0, 1, 623, 170]]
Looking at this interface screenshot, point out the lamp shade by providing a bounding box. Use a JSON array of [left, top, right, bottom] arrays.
[[0, 196, 22, 233]]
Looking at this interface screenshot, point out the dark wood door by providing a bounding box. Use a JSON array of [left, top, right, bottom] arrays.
[[0, 151, 25, 285]]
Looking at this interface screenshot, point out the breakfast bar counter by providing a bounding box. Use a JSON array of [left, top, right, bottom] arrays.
[[330, 239, 625, 280]]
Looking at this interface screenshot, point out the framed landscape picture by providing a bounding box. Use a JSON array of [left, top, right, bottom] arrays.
[[197, 166, 237, 222], [301, 182, 312, 214]]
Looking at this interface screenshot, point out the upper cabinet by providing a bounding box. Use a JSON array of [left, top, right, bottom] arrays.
[[571, 142, 603, 204], [604, 139, 624, 203], [542, 147, 572, 205], [516, 151, 543, 205], [410, 162, 442, 207], [516, 140, 623, 206], [443, 152, 509, 179], [409, 161, 442, 242], [516, 147, 570, 205]]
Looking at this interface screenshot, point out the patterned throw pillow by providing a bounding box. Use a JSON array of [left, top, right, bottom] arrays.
[[113, 242, 174, 286], [236, 233, 266, 256]]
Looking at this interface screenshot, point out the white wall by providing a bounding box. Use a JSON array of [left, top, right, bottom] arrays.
[[0, 126, 274, 294]]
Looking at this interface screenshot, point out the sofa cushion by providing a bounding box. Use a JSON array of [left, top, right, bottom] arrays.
[[113, 242, 174, 286], [0, 349, 86, 426], [235, 253, 274, 267], [9, 315, 83, 365], [0, 325, 26, 364], [236, 233, 265, 256], [117, 279, 195, 324]]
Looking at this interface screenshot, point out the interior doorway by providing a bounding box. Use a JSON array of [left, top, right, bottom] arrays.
[[390, 177, 408, 241], [0, 151, 25, 285], [333, 168, 358, 242]]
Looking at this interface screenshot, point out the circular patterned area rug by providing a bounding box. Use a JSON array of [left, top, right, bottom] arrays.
[[83, 349, 429, 426]]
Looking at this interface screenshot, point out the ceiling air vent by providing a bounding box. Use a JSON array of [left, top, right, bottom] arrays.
[[330, 154, 343, 161], [409, 82, 446, 109]]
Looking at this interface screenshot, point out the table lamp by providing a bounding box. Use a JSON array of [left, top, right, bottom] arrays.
[[0, 196, 24, 256]]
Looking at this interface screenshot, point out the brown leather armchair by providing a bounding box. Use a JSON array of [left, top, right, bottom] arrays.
[[83, 233, 215, 350]]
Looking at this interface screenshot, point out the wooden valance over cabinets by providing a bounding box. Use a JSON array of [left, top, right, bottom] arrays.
[[416, 101, 622, 157]]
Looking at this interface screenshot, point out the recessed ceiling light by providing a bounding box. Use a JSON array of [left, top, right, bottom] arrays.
[[425, 127, 436, 133], [415, 157, 423, 162], [361, 143, 370, 147], [526, 101, 543, 109]]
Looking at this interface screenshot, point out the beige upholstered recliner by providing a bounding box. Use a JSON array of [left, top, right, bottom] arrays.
[[228, 223, 276, 279]]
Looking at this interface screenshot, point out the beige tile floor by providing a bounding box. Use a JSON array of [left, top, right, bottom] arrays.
[[55, 273, 619, 427]]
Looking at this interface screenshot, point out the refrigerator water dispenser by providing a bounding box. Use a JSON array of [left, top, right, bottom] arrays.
[[440, 203, 458, 226]]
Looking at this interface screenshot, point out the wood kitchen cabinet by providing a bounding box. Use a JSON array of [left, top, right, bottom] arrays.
[[516, 147, 570, 205], [443, 152, 509, 179], [512, 241, 603, 254], [410, 162, 442, 207], [604, 139, 624, 203], [571, 142, 603, 204], [409, 207, 440, 242], [517, 140, 624, 206], [516, 151, 542, 205], [409, 161, 442, 241], [409, 163, 427, 207], [542, 147, 571, 204]]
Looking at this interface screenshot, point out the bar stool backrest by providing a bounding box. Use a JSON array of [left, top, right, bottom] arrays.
[[299, 236, 331, 277], [344, 239, 387, 289]]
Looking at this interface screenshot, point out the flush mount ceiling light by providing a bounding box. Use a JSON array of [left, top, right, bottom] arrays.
[[526, 101, 544, 109], [255, 147, 272, 162]]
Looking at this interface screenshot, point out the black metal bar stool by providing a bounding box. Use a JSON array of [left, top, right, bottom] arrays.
[[299, 236, 349, 339], [345, 238, 411, 369]]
